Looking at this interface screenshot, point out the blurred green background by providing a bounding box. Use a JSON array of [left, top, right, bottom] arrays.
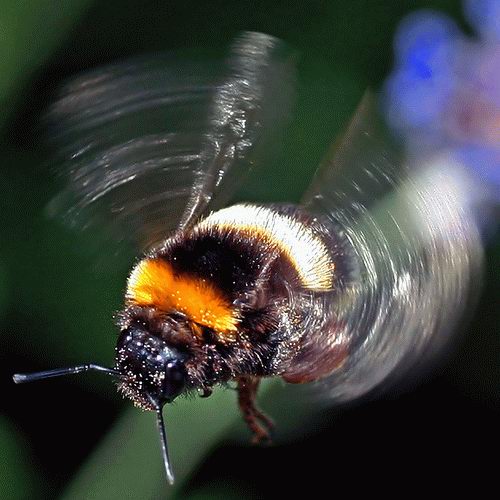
[[1, 1, 498, 499]]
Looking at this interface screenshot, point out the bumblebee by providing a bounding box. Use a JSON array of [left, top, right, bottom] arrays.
[[13, 32, 482, 484]]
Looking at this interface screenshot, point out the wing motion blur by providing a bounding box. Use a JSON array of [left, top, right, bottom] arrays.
[[289, 92, 483, 402], [44, 32, 294, 254], [43, 32, 483, 406]]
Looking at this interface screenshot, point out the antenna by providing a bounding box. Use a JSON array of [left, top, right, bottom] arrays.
[[156, 405, 175, 485], [12, 364, 119, 384], [14, 365, 176, 485]]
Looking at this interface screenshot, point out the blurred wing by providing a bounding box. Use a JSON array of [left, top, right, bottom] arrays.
[[44, 32, 294, 254], [285, 92, 483, 402]]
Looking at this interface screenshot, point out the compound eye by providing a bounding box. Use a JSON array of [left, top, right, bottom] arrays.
[[162, 359, 187, 402]]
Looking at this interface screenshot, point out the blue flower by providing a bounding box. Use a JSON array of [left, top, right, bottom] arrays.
[[393, 10, 459, 78], [464, 0, 500, 42], [383, 12, 459, 140], [383, 1, 500, 202], [454, 146, 500, 190]]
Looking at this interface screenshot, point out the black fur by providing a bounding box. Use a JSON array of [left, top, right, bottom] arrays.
[[115, 204, 342, 410]]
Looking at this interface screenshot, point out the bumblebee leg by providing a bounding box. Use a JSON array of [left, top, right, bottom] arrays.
[[198, 386, 213, 398], [236, 376, 274, 444]]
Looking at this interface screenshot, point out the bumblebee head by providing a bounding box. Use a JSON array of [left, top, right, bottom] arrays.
[[116, 323, 188, 410], [12, 322, 187, 485]]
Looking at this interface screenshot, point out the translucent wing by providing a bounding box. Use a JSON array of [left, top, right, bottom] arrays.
[[286, 92, 483, 402], [44, 32, 294, 254]]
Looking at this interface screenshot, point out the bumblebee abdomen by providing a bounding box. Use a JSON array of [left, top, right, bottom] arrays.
[[196, 204, 335, 292]]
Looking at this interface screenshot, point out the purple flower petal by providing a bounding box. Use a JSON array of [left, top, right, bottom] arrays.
[[464, 0, 500, 42], [454, 145, 500, 198], [393, 10, 459, 78], [383, 68, 451, 131]]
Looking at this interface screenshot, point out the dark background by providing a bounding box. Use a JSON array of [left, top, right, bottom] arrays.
[[1, 1, 498, 498]]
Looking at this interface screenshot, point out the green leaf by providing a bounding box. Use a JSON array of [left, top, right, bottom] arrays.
[[0, 0, 94, 131], [60, 388, 239, 500], [0, 415, 43, 499], [59, 377, 318, 500]]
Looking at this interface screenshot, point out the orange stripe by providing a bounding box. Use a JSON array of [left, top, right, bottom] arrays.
[[126, 259, 239, 338]]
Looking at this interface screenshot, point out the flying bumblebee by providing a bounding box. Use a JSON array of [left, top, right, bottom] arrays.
[[13, 32, 482, 484]]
